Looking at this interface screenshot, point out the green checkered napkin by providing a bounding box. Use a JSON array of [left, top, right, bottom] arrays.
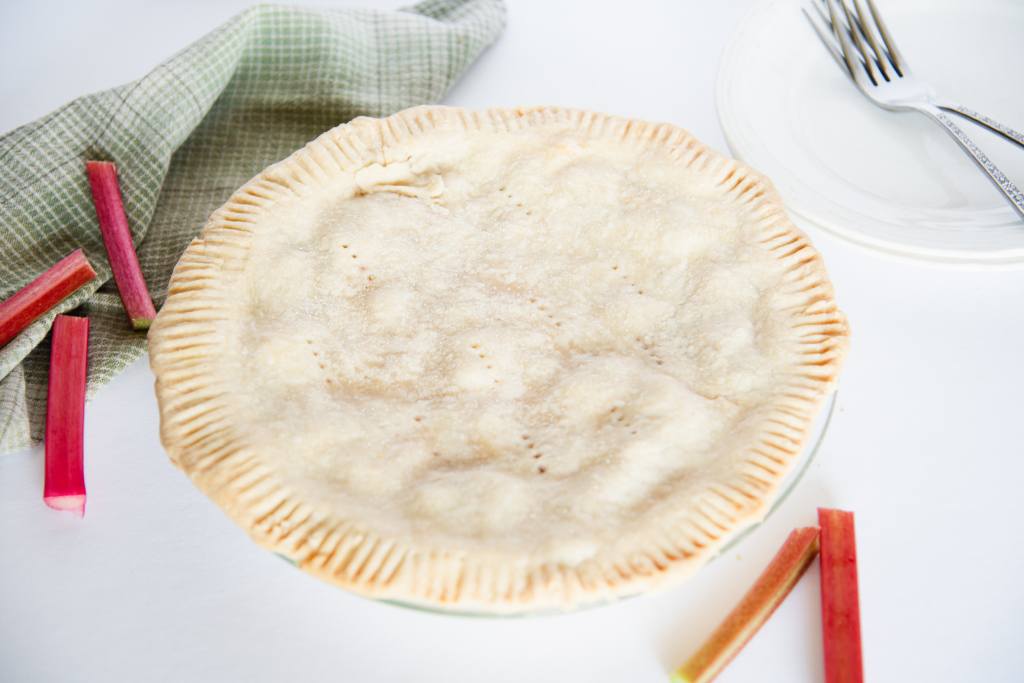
[[0, 0, 505, 453]]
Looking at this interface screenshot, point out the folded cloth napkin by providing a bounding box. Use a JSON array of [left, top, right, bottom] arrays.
[[0, 0, 505, 453]]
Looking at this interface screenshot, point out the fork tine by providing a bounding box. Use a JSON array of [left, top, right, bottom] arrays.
[[803, 6, 847, 74], [864, 0, 907, 76], [836, 0, 878, 85], [812, 1, 873, 75], [816, 0, 884, 74], [852, 0, 890, 80], [825, 0, 871, 90]]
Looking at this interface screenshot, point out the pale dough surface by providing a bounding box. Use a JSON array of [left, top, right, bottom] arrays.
[[237, 125, 795, 558], [151, 107, 847, 610]]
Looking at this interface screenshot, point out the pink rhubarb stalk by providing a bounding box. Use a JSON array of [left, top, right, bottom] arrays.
[[85, 160, 157, 329], [44, 315, 90, 517], [0, 249, 96, 348], [672, 527, 821, 683], [819, 508, 864, 683]]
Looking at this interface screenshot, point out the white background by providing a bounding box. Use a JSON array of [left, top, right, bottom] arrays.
[[2, 1, 1023, 681]]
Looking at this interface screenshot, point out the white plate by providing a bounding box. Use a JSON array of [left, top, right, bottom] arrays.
[[717, 0, 1024, 266]]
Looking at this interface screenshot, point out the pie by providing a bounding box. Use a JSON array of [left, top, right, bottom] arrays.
[[149, 106, 848, 612]]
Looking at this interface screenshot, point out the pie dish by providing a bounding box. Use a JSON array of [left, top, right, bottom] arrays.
[[149, 106, 848, 613]]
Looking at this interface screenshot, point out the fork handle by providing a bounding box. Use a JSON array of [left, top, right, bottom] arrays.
[[938, 104, 1024, 150], [916, 106, 1024, 220]]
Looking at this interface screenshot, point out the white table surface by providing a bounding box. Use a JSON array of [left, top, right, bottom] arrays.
[[2, 1, 1023, 681]]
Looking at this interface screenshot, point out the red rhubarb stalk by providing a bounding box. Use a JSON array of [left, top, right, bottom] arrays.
[[85, 160, 156, 329], [44, 315, 90, 517], [672, 527, 821, 683], [0, 249, 96, 348], [819, 508, 864, 683]]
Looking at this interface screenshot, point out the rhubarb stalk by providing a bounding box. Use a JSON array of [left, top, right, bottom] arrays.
[[672, 527, 821, 683], [818, 508, 864, 683], [0, 249, 96, 348], [85, 160, 157, 329], [44, 315, 90, 517]]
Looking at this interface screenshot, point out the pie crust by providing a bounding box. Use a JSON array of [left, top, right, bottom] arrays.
[[149, 106, 848, 612]]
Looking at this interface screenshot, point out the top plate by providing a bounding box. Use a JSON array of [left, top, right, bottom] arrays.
[[717, 0, 1024, 266]]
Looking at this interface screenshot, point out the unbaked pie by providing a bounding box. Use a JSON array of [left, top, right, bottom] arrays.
[[149, 106, 848, 612]]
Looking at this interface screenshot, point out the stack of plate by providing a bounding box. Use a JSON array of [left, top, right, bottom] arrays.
[[717, 0, 1024, 266]]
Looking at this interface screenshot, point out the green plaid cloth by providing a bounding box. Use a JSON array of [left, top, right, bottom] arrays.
[[0, 0, 505, 454]]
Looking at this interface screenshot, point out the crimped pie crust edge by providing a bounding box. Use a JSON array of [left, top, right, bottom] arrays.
[[148, 105, 849, 613]]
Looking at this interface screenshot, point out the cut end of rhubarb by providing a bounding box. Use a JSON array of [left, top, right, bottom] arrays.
[[85, 160, 115, 173], [44, 493, 86, 517], [131, 316, 154, 331]]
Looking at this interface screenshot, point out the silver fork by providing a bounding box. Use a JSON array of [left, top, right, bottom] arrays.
[[804, 0, 1024, 220]]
